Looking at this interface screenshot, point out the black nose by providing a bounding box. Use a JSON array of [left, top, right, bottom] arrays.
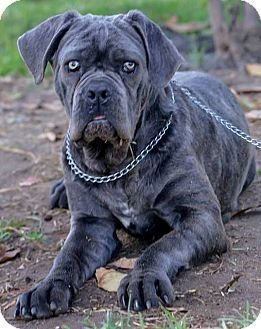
[[87, 82, 111, 104]]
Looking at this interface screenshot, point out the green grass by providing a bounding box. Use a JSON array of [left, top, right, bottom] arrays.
[[0, 0, 208, 76], [81, 307, 188, 329], [23, 230, 44, 241], [0, 219, 43, 242], [219, 302, 258, 329], [62, 303, 259, 329], [0, 219, 26, 241]]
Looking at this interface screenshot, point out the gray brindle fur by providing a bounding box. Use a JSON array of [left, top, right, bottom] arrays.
[[15, 10, 256, 319]]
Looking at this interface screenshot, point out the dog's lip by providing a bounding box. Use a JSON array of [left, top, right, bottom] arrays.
[[91, 115, 106, 121]]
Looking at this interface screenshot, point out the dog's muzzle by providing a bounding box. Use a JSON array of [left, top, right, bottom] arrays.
[[83, 118, 118, 144]]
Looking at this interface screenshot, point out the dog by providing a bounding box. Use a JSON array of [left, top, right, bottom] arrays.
[[15, 10, 256, 319]]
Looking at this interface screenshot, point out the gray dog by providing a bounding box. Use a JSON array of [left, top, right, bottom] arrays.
[[15, 10, 255, 319]]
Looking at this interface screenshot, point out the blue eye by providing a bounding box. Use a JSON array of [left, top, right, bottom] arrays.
[[68, 60, 80, 72], [122, 61, 136, 73]]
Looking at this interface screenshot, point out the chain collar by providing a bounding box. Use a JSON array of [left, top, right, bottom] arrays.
[[65, 87, 175, 184]]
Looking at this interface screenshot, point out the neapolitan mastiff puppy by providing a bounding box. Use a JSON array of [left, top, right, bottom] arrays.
[[15, 10, 256, 319]]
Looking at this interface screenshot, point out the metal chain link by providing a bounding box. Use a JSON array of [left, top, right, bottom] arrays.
[[177, 83, 261, 149]]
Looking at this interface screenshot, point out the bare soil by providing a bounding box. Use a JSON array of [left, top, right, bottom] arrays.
[[0, 70, 260, 329]]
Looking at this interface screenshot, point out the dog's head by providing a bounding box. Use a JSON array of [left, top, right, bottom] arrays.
[[18, 10, 183, 173]]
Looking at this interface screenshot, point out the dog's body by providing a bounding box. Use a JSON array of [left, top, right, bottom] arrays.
[[15, 10, 255, 319]]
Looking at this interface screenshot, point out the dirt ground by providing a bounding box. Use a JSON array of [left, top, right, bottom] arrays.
[[0, 66, 260, 329]]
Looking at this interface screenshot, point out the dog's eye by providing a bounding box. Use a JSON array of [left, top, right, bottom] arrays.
[[122, 61, 136, 73], [68, 60, 80, 72]]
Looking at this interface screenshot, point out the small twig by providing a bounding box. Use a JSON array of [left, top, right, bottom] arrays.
[[0, 187, 21, 194], [220, 274, 241, 294], [0, 144, 39, 163]]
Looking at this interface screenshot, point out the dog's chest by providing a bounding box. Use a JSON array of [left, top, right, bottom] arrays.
[[114, 201, 138, 228], [103, 181, 161, 235]]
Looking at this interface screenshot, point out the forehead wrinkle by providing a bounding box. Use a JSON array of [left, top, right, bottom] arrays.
[[95, 22, 109, 54]]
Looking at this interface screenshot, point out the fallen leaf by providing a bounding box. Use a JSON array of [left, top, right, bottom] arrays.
[[0, 246, 21, 264], [246, 110, 261, 120], [38, 131, 57, 142], [246, 63, 261, 77], [95, 267, 126, 292], [109, 257, 137, 270], [19, 176, 42, 187]]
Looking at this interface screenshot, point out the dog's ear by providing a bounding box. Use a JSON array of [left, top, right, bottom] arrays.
[[17, 11, 79, 84], [125, 10, 184, 88]]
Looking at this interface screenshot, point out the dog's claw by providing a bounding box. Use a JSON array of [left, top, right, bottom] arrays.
[[118, 270, 174, 312], [50, 301, 57, 311], [163, 295, 169, 305], [134, 299, 139, 311], [31, 306, 37, 316], [121, 295, 127, 309], [146, 300, 152, 309]]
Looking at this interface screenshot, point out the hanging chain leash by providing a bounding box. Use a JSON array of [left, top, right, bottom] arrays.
[[178, 84, 261, 149], [66, 81, 260, 184]]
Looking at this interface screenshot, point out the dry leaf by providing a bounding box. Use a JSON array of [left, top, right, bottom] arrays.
[[110, 257, 137, 270], [95, 267, 126, 292], [246, 64, 261, 77], [19, 176, 42, 187], [246, 110, 261, 120], [0, 246, 21, 264], [38, 131, 57, 142]]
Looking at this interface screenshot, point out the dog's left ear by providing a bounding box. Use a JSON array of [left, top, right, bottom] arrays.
[[125, 10, 184, 88]]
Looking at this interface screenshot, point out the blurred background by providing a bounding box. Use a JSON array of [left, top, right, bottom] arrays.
[[0, 0, 260, 76]]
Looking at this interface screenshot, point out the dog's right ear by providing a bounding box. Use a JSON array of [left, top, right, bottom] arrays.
[[17, 11, 79, 84]]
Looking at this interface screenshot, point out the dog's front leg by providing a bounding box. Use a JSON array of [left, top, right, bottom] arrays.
[[118, 209, 229, 311], [15, 215, 120, 319]]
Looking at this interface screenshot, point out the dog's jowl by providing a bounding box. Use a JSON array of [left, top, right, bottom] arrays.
[[15, 10, 256, 319]]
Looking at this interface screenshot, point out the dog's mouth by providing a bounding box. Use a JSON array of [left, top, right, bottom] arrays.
[[83, 117, 120, 145], [72, 116, 130, 172], [71, 115, 124, 147]]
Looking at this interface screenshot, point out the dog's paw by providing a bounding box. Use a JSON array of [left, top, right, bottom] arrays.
[[117, 269, 175, 311], [49, 178, 68, 209], [14, 280, 72, 319]]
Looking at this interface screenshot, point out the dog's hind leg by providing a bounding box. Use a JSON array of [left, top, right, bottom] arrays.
[[49, 178, 68, 209]]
